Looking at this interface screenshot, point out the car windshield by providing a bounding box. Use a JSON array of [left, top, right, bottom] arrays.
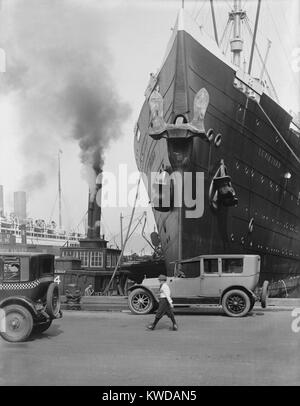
[[30, 255, 54, 278], [178, 261, 200, 278]]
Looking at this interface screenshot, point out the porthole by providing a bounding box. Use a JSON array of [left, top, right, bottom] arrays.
[[214, 133, 222, 147], [248, 218, 254, 233], [207, 128, 215, 142]]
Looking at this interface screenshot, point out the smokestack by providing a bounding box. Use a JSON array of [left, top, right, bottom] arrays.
[[0, 185, 3, 217], [87, 169, 103, 239], [14, 191, 27, 222]]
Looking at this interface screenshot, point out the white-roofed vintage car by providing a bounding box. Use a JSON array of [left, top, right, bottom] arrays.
[[127, 254, 269, 317], [0, 252, 62, 342]]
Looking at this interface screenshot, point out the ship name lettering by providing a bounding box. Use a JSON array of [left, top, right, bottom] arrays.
[[258, 147, 281, 169]]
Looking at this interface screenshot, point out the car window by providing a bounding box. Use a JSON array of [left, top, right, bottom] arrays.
[[203, 259, 218, 274], [2, 257, 21, 281], [180, 261, 200, 278], [222, 258, 243, 273]]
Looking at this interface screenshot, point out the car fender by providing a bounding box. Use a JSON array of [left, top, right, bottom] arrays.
[[127, 285, 159, 304], [220, 285, 255, 305], [0, 296, 38, 319]]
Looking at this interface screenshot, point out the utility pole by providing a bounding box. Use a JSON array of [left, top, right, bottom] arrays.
[[58, 149, 62, 229], [120, 212, 124, 250]]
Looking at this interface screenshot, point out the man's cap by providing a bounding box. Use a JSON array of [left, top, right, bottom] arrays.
[[158, 274, 167, 281]]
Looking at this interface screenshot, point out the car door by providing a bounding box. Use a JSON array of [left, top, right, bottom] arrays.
[[199, 257, 222, 297], [168, 261, 201, 298]]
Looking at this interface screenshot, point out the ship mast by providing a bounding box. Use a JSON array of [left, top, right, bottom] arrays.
[[230, 0, 245, 67], [210, 0, 219, 46]]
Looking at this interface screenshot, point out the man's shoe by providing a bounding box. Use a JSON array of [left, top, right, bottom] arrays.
[[147, 324, 155, 330], [172, 324, 178, 331]]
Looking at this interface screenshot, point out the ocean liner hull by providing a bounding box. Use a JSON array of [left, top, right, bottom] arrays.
[[134, 11, 300, 284]]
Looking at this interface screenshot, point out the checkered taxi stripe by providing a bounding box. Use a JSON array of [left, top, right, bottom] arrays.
[[0, 280, 41, 290]]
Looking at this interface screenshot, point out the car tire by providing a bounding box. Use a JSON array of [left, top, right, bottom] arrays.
[[33, 319, 52, 335], [0, 305, 33, 342], [222, 289, 251, 317], [46, 283, 61, 318], [261, 281, 269, 309], [249, 297, 255, 312], [128, 288, 155, 315]]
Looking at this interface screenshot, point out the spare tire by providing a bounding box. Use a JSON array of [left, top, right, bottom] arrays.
[[261, 281, 269, 309], [46, 283, 61, 318]]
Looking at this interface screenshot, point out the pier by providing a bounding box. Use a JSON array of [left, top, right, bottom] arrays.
[[1, 306, 299, 386]]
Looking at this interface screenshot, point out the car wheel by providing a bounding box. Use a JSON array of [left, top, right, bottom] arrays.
[[261, 281, 269, 309], [33, 319, 52, 334], [128, 288, 154, 315], [222, 289, 251, 317], [0, 305, 33, 342], [46, 283, 61, 318]]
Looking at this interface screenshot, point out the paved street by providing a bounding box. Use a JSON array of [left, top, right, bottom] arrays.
[[0, 309, 299, 386]]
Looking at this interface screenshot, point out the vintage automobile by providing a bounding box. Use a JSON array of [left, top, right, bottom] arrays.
[[127, 254, 269, 317], [0, 252, 62, 342]]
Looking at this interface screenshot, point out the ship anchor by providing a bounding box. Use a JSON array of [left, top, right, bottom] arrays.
[[209, 159, 238, 210], [148, 88, 210, 141]]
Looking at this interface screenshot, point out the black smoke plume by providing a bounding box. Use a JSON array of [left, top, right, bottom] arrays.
[[0, 0, 131, 194]]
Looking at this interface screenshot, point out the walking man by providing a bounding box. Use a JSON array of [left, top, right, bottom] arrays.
[[147, 274, 178, 331]]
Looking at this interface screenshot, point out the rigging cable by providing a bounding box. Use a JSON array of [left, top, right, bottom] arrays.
[[194, 0, 207, 21], [104, 174, 142, 294], [244, 17, 279, 102], [48, 191, 58, 224], [264, 1, 300, 94], [141, 215, 155, 251], [100, 213, 120, 249]]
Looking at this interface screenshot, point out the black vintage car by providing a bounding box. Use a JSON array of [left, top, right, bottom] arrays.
[[0, 252, 62, 342]]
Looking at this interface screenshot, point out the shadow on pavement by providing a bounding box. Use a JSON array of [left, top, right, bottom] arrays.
[[29, 324, 64, 341]]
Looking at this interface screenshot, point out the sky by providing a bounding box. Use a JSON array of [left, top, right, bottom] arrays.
[[0, 0, 299, 255]]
